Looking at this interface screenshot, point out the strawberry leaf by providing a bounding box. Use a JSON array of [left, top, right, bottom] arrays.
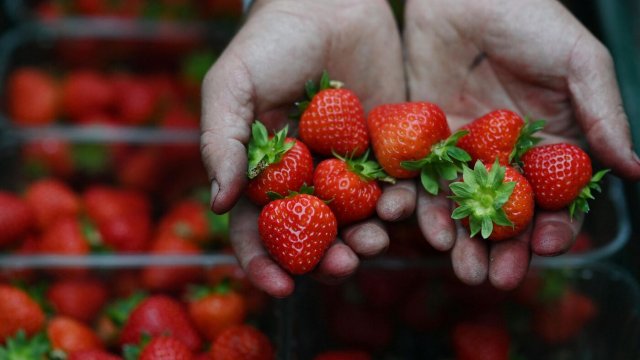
[[421, 167, 439, 195], [247, 121, 295, 179], [339, 150, 396, 183], [448, 161, 515, 239], [510, 117, 546, 164], [568, 168, 610, 219], [0, 331, 51, 360]]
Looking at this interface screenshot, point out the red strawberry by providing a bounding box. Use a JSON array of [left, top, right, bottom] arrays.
[[258, 193, 338, 274], [7, 67, 58, 126], [117, 147, 165, 193], [119, 295, 202, 352], [452, 319, 511, 360], [38, 217, 91, 278], [0, 285, 46, 342], [313, 152, 393, 225], [158, 200, 212, 245], [61, 70, 114, 122], [297, 71, 369, 157], [137, 336, 194, 360], [113, 76, 158, 126], [83, 185, 150, 224], [521, 143, 608, 217], [46, 278, 109, 324], [457, 109, 545, 165], [47, 316, 104, 354], [533, 288, 597, 344], [367, 102, 470, 194], [158, 108, 200, 164], [22, 138, 74, 179], [0, 191, 34, 248], [68, 349, 122, 360], [187, 282, 247, 341], [246, 121, 314, 206], [313, 350, 371, 360], [97, 212, 151, 253], [449, 161, 534, 241], [24, 178, 81, 231], [141, 232, 203, 292], [209, 325, 274, 360]]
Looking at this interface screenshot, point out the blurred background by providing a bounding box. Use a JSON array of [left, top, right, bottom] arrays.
[[0, 0, 638, 359]]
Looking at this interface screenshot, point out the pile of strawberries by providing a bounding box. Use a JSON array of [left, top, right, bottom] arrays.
[[248, 71, 608, 274], [0, 269, 274, 359]]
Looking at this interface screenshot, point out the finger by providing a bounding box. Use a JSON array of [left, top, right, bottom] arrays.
[[451, 222, 489, 285], [312, 239, 360, 285], [488, 225, 533, 290], [531, 210, 583, 256], [341, 219, 389, 257], [229, 200, 294, 298], [201, 53, 255, 214], [416, 188, 456, 251], [568, 36, 640, 180], [376, 180, 417, 221]]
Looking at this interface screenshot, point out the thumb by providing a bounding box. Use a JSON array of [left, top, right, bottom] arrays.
[[568, 36, 640, 180], [201, 53, 254, 214]]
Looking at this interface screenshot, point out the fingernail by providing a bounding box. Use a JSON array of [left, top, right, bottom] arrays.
[[210, 180, 220, 209]]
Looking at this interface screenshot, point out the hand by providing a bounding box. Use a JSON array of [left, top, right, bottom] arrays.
[[403, 0, 640, 289], [201, 0, 409, 297]]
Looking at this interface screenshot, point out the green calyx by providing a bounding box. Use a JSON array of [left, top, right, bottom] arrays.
[[334, 150, 395, 184], [0, 330, 51, 360], [266, 183, 315, 201], [537, 269, 571, 303], [401, 130, 472, 195], [510, 117, 546, 164], [569, 169, 610, 219], [188, 278, 232, 301], [449, 160, 516, 239], [247, 121, 294, 179], [292, 70, 344, 118], [105, 292, 147, 328]]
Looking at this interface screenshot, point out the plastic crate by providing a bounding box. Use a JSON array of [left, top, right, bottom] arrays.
[[290, 261, 640, 360]]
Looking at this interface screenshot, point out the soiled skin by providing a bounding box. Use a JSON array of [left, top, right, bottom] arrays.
[[201, 0, 640, 297]]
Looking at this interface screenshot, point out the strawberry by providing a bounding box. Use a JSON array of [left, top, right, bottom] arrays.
[[521, 143, 608, 217], [569, 231, 593, 253], [119, 295, 202, 352], [313, 152, 393, 225], [209, 325, 274, 360], [158, 108, 201, 164], [296, 71, 369, 157], [96, 292, 146, 347], [533, 287, 597, 344], [7, 67, 58, 126], [46, 278, 109, 324], [22, 138, 74, 179], [0, 285, 46, 343], [187, 282, 247, 341], [83, 185, 150, 225], [0, 331, 50, 359], [113, 76, 158, 126], [246, 121, 314, 206], [61, 70, 114, 122], [158, 200, 213, 245], [96, 212, 151, 253], [258, 193, 338, 274], [367, 102, 470, 194], [140, 232, 203, 292], [457, 109, 545, 165], [117, 147, 165, 193], [449, 160, 534, 241], [313, 350, 372, 360], [48, 316, 103, 355], [24, 178, 81, 230], [0, 191, 34, 248], [137, 336, 195, 360], [452, 319, 511, 360], [38, 217, 91, 278], [68, 349, 122, 360]]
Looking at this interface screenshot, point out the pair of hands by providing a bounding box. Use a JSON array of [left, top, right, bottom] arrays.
[[201, 0, 640, 297]]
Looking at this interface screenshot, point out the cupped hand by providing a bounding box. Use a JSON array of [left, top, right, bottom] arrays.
[[201, 0, 407, 297], [404, 0, 640, 289]]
